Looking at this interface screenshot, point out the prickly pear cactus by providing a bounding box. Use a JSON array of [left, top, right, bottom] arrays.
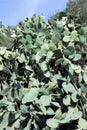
[[0, 14, 87, 130]]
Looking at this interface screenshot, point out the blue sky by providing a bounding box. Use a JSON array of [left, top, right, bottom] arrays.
[[0, 0, 68, 26]]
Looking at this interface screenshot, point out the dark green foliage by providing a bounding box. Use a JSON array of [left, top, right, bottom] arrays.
[[0, 14, 87, 130], [66, 0, 87, 25]]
